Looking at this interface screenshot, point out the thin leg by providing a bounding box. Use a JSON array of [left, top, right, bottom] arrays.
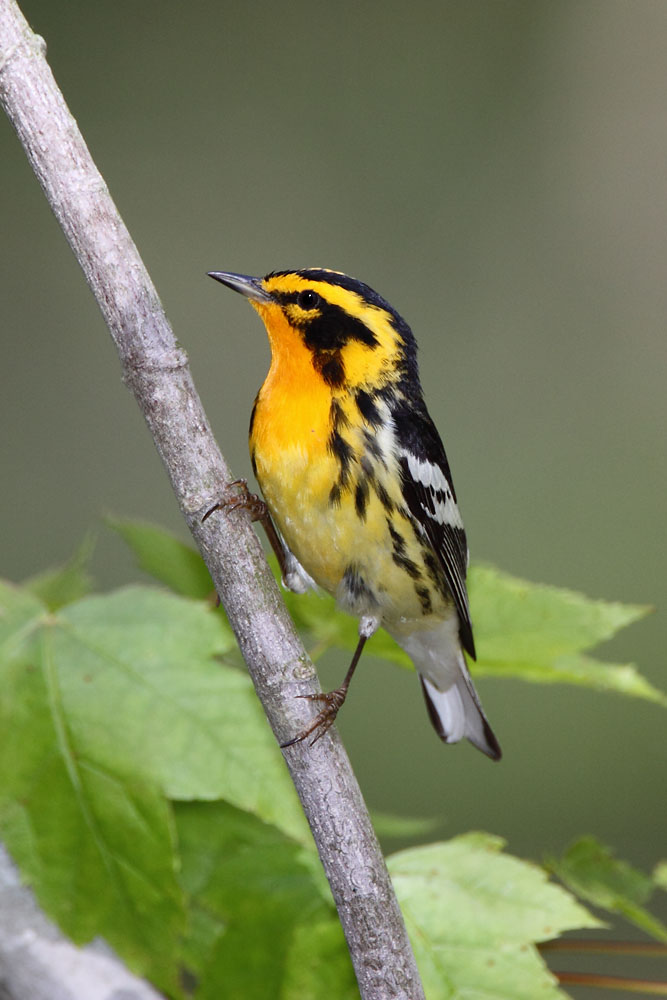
[[203, 479, 290, 579], [281, 633, 368, 748]]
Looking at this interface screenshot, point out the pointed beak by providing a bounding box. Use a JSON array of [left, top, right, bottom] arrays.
[[207, 271, 273, 304]]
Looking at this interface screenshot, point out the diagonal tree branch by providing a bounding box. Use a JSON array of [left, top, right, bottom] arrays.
[[0, 2, 425, 998]]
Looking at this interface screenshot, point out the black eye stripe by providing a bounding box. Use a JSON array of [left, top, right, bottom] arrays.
[[273, 288, 380, 352], [273, 289, 318, 308], [305, 308, 378, 351]]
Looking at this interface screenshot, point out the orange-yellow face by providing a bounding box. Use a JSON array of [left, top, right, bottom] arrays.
[[209, 268, 413, 395]]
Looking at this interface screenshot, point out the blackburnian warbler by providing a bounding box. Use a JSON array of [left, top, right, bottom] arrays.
[[208, 268, 501, 760]]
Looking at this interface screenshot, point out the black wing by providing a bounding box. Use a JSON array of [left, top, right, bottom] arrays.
[[395, 407, 476, 659]]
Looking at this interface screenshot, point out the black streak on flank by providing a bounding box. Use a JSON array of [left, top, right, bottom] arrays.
[[387, 519, 422, 580], [355, 478, 369, 521], [328, 430, 354, 487], [342, 564, 377, 606], [362, 429, 384, 463], [415, 584, 433, 615], [392, 550, 422, 580], [374, 480, 393, 513], [360, 456, 376, 483], [355, 389, 382, 427], [387, 519, 406, 554], [329, 398, 350, 432], [424, 551, 450, 601], [328, 482, 342, 507]]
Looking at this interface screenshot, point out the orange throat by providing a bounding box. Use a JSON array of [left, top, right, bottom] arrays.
[[250, 301, 334, 457]]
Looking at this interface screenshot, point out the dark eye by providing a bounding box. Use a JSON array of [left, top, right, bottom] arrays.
[[297, 289, 319, 309]]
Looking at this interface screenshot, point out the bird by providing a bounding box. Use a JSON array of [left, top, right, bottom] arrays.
[[207, 268, 501, 760]]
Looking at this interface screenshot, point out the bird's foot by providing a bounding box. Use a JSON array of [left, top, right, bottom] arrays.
[[280, 685, 349, 748], [202, 478, 267, 523]]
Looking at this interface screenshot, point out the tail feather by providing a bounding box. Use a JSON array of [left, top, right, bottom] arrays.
[[389, 616, 501, 761], [420, 675, 501, 761]]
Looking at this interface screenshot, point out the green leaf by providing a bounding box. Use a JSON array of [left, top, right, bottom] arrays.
[[468, 565, 649, 660], [0, 579, 316, 988], [51, 586, 311, 844], [176, 802, 354, 1000], [547, 837, 667, 942], [22, 535, 95, 610], [370, 810, 441, 841], [468, 566, 664, 702], [109, 517, 214, 599], [0, 578, 45, 649], [0, 581, 184, 994], [388, 832, 601, 1000], [654, 861, 667, 892], [281, 915, 360, 1000], [484, 651, 666, 700]]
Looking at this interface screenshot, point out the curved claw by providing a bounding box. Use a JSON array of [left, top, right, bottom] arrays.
[[280, 713, 336, 749], [280, 686, 348, 748], [202, 479, 266, 523]]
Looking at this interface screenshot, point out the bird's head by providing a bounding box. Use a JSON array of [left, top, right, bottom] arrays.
[[208, 268, 417, 393]]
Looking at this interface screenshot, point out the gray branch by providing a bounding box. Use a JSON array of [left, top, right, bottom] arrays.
[[0, 846, 164, 1000], [0, 2, 425, 998]]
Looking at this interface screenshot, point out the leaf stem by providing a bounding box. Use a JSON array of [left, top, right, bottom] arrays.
[[555, 971, 667, 994], [542, 940, 667, 957]]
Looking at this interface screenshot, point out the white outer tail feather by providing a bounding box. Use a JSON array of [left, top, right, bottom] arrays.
[[389, 615, 501, 760]]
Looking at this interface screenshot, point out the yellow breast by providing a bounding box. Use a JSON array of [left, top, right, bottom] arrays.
[[250, 358, 353, 595], [251, 375, 447, 627]]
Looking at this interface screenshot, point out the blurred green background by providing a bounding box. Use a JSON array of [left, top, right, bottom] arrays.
[[2, 0, 665, 966]]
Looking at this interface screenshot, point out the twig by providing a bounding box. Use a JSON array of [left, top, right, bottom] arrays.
[[542, 939, 667, 957], [555, 971, 667, 995], [0, 3, 425, 998]]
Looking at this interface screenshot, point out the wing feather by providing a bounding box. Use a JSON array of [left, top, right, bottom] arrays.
[[395, 409, 476, 659]]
